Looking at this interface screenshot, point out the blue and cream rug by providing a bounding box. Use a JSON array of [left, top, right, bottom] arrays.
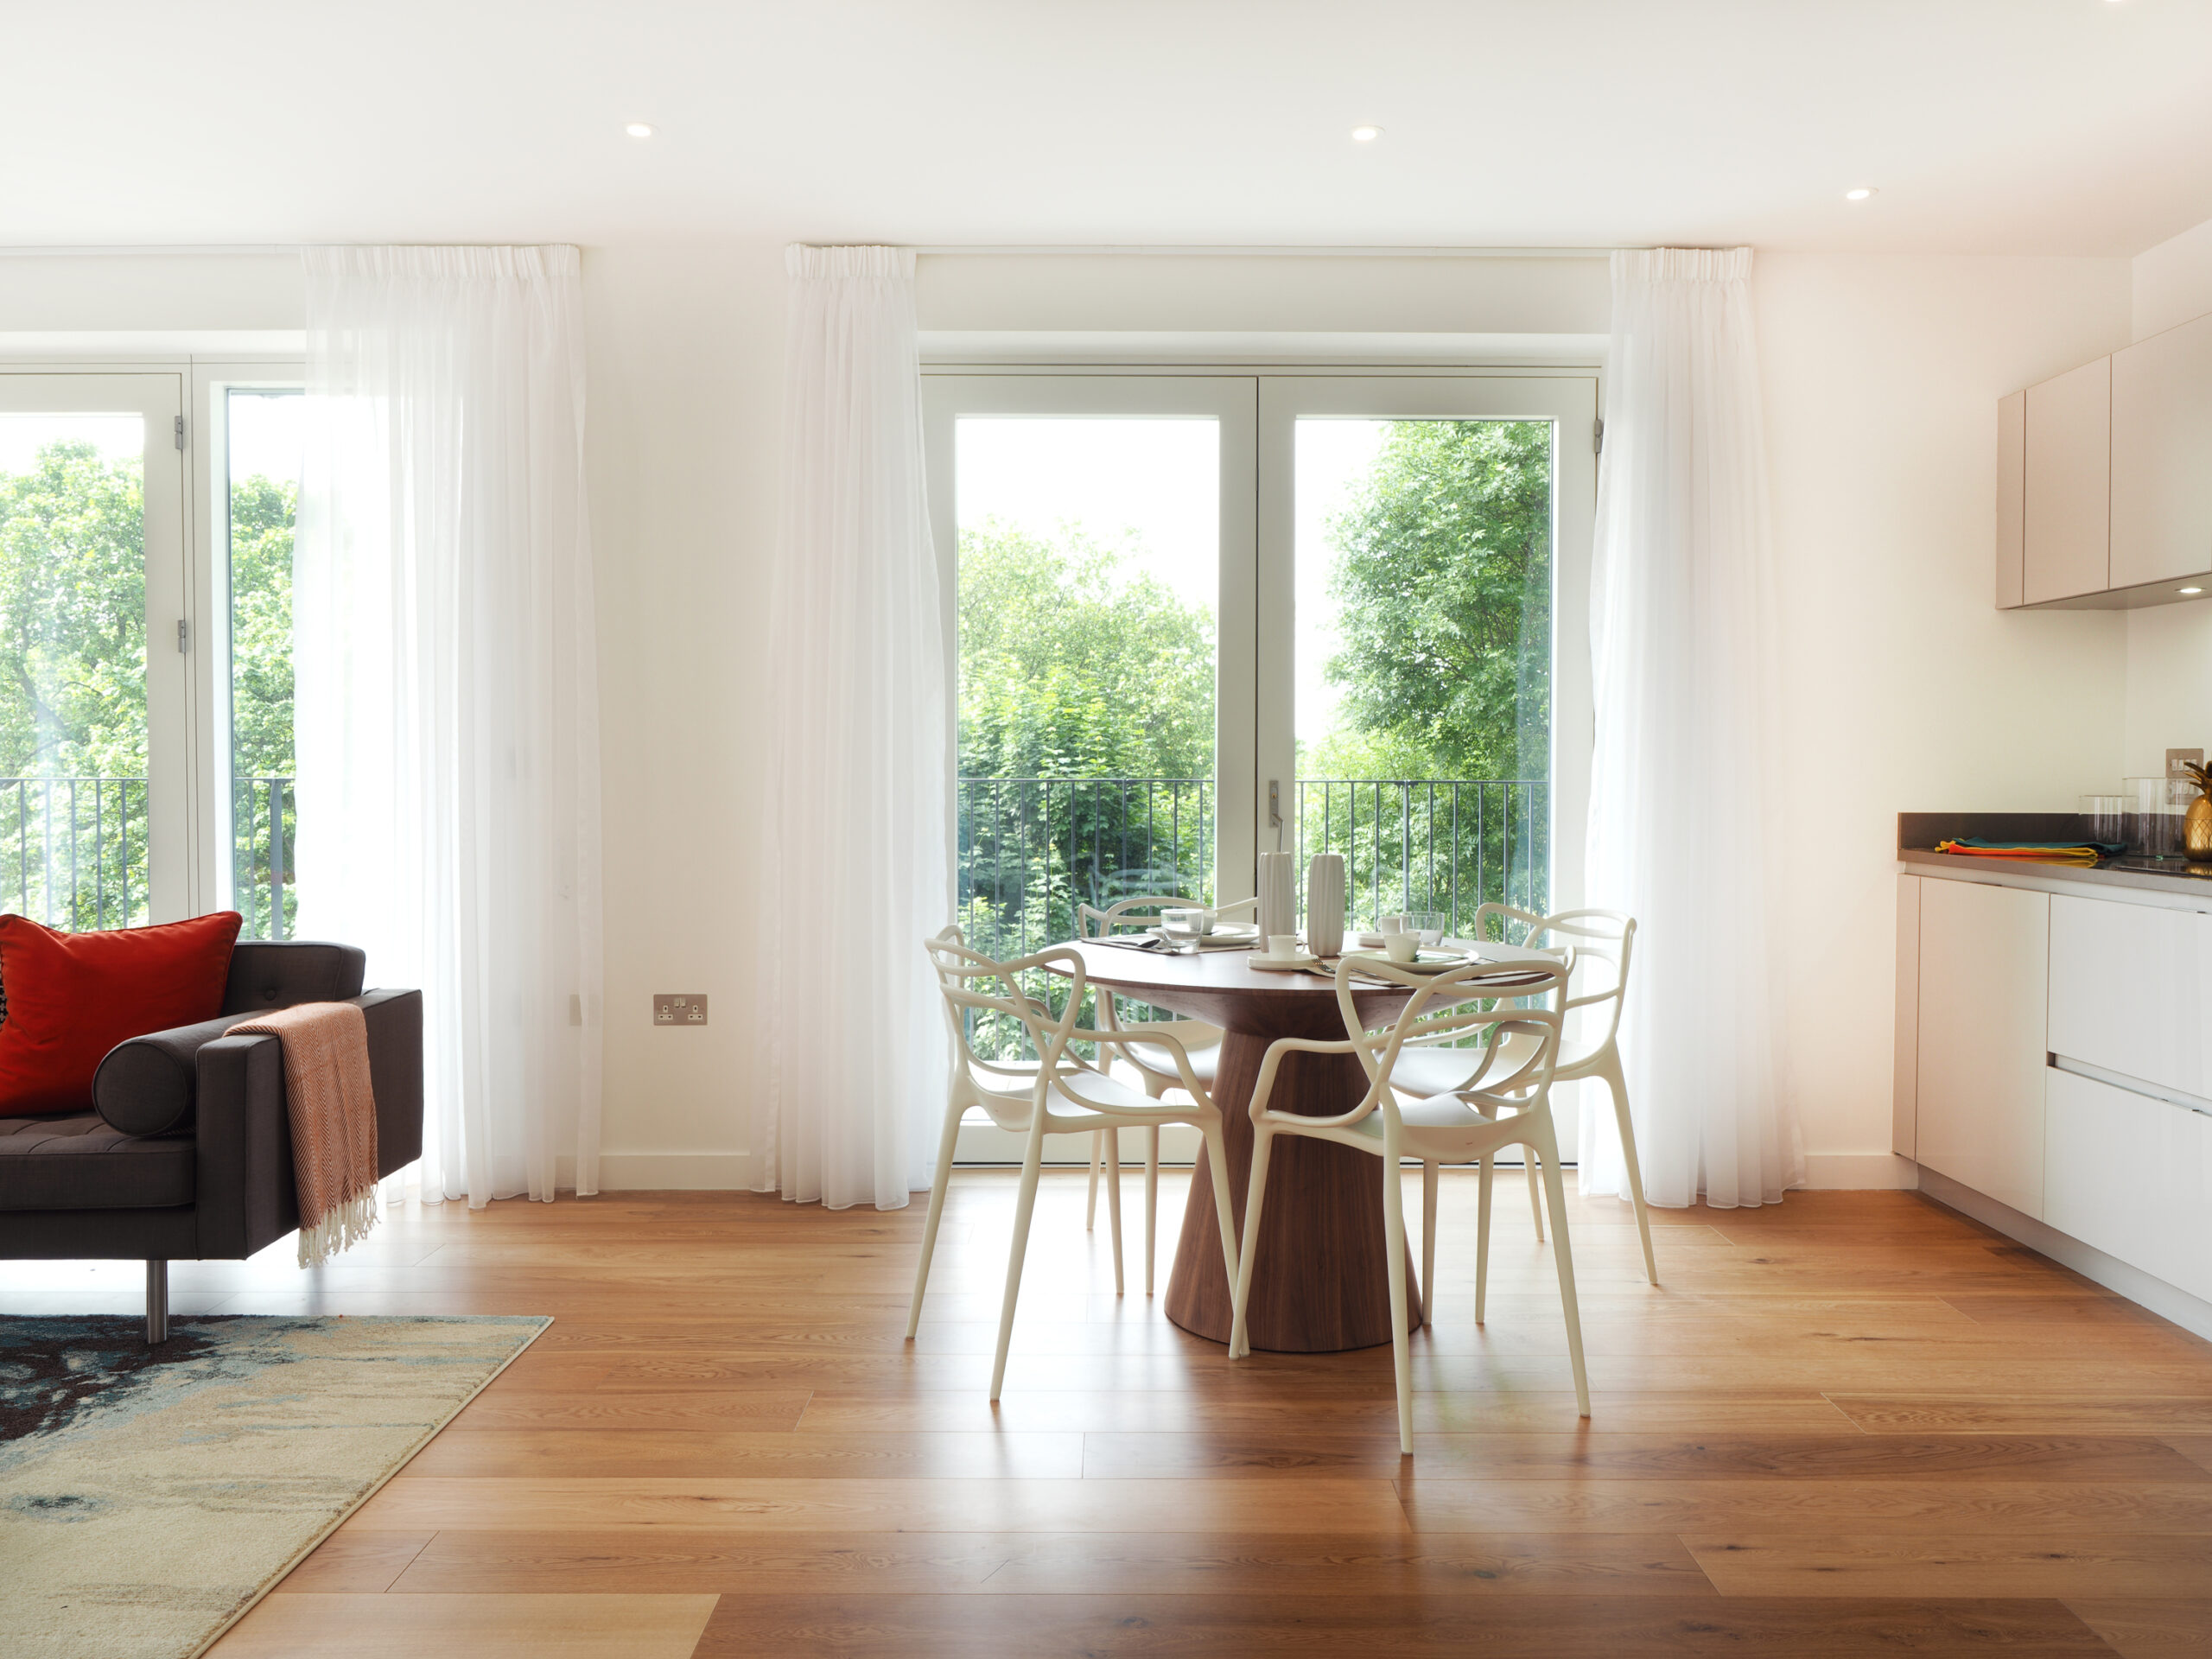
[[0, 1314, 549, 1659]]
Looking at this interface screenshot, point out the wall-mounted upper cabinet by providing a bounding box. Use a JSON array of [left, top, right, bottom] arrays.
[[2023, 358, 2111, 605], [1999, 308, 2212, 612], [2112, 310, 2212, 594]]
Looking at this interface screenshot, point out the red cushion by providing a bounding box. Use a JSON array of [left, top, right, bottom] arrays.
[[0, 912, 243, 1116]]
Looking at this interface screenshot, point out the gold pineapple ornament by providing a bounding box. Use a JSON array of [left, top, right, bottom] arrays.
[[2185, 760, 2212, 861]]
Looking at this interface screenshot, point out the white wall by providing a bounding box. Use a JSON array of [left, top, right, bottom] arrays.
[[1755, 253, 2133, 1185], [2122, 218, 2212, 779], [0, 244, 2153, 1194]]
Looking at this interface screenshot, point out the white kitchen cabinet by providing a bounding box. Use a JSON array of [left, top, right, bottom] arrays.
[[2048, 894, 2212, 1099], [1995, 391, 2025, 610], [2045, 1066, 2212, 1305], [2023, 357, 2112, 605], [1914, 878, 2050, 1217], [2112, 311, 2212, 593]]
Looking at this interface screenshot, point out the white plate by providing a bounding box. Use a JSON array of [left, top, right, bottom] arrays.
[[1340, 950, 1472, 976], [1247, 952, 1321, 970]]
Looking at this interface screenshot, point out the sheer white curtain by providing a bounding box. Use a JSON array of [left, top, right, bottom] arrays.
[[1580, 246, 1802, 1210], [753, 245, 950, 1211], [295, 245, 604, 1207]]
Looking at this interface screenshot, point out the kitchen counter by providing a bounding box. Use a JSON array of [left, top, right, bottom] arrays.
[[1898, 812, 2212, 902]]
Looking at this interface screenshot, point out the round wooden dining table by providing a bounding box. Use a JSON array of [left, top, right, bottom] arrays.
[[1055, 938, 1529, 1354]]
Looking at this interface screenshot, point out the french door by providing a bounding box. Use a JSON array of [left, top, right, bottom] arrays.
[[0, 366, 304, 934], [0, 373, 189, 925], [924, 367, 1598, 1163]]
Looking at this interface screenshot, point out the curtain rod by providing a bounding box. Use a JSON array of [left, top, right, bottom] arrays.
[[909, 245, 1624, 259]]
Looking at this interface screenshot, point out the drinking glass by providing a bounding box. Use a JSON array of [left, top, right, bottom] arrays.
[[2078, 794, 2127, 849], [1160, 907, 1205, 953], [1404, 912, 1448, 949]]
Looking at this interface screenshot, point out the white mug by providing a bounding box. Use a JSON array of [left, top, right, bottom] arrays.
[[1379, 913, 1407, 936], [1383, 931, 1420, 964], [1267, 933, 1302, 960]]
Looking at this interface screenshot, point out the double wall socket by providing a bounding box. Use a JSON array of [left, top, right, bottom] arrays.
[[653, 994, 708, 1027]]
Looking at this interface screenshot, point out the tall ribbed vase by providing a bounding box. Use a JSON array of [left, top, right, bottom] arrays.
[[1257, 850, 1298, 945], [1306, 855, 1345, 958]]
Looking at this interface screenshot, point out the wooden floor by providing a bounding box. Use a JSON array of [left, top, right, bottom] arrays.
[[18, 1172, 2212, 1656]]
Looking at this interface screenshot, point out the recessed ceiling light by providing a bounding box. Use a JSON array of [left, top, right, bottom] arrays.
[[1351, 125, 1382, 143], [1845, 187, 1877, 201], [625, 123, 657, 139], [2180, 586, 2203, 595]]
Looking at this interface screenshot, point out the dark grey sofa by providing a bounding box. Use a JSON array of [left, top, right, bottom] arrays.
[[0, 940, 423, 1342]]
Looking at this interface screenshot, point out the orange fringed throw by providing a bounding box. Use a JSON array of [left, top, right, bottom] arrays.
[[225, 1001, 379, 1266]]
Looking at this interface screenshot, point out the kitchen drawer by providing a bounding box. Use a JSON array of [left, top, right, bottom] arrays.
[[2048, 894, 2212, 1097], [2044, 1066, 2212, 1305]]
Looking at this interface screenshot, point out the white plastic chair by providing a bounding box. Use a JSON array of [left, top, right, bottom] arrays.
[[1227, 954, 1591, 1453], [1075, 894, 1255, 1294], [910, 926, 1242, 1399], [1388, 906, 1656, 1287]]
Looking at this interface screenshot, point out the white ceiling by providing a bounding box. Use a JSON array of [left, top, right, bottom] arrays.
[[4, 0, 2209, 256]]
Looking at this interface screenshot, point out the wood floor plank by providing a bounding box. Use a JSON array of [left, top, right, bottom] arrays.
[[2064, 1599, 2212, 1657], [208, 1592, 720, 1657], [408, 1427, 1086, 1478], [279, 1531, 435, 1592], [1396, 1478, 2212, 1533], [684, 1592, 2117, 1656], [1686, 1533, 2212, 1598], [349, 1475, 1413, 1534], [1831, 1396, 2212, 1435], [2167, 1437, 2212, 1475], [454, 1389, 813, 1431], [1087, 1431, 2212, 1483], [386, 1529, 1713, 1597]]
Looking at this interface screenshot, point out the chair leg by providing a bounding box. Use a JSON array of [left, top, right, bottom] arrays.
[[1144, 1125, 1161, 1297], [1381, 1153, 1415, 1456], [1533, 1116, 1592, 1419], [145, 1259, 168, 1346], [1201, 1120, 1239, 1300], [1085, 1130, 1102, 1230], [1475, 1155, 1493, 1326], [1227, 1126, 1276, 1360], [1524, 1134, 1546, 1243], [1421, 1161, 1439, 1329], [906, 1102, 966, 1339], [990, 1131, 1049, 1401], [1104, 1127, 1125, 1297], [1600, 1053, 1660, 1287]]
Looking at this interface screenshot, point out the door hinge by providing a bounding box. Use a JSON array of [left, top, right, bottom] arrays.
[[1592, 416, 1605, 455], [174, 415, 186, 451], [176, 619, 188, 654]]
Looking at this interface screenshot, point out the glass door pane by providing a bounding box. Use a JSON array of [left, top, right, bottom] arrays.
[[0, 375, 185, 927], [1293, 416, 1554, 930], [222, 389, 302, 939], [953, 414, 1222, 967]]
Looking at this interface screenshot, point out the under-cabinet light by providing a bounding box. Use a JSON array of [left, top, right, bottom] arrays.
[[625, 123, 657, 139], [1845, 187, 1876, 201], [1351, 126, 1382, 143]]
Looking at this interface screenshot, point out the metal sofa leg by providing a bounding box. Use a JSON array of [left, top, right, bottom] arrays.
[[146, 1260, 168, 1345]]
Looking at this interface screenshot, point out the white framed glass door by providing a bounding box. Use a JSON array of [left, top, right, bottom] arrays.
[[0, 372, 188, 926]]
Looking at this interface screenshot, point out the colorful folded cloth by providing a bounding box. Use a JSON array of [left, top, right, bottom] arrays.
[[1933, 837, 2121, 866]]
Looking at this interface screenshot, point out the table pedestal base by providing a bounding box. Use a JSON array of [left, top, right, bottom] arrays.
[[1163, 1028, 1421, 1352]]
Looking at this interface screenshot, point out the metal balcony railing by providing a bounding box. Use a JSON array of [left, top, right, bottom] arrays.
[[0, 774, 296, 938], [0, 776, 149, 931], [1294, 778, 1549, 936]]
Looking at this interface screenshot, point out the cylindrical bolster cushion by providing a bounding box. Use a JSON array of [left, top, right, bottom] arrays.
[[92, 1012, 247, 1136]]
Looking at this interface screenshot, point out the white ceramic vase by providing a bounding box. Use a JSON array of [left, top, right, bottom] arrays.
[[1305, 855, 1345, 958], [1256, 850, 1298, 946]]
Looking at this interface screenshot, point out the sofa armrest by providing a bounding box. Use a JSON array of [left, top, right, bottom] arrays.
[[360, 988, 424, 1179], [192, 1030, 294, 1260], [190, 988, 424, 1262]]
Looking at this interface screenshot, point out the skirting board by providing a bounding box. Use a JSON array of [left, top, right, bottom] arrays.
[[1798, 1152, 1919, 1190], [1916, 1163, 2212, 1344]]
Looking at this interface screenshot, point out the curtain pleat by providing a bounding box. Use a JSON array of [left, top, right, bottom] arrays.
[[754, 245, 951, 1211], [1581, 246, 1802, 1210], [295, 244, 605, 1207]]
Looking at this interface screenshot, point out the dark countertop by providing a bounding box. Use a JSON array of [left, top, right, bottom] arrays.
[[1898, 812, 2212, 899]]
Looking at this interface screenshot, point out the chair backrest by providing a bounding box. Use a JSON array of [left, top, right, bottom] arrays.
[[923, 926, 1090, 1108], [1076, 895, 1258, 938], [1330, 955, 1570, 1127], [1470, 903, 1635, 1056]]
